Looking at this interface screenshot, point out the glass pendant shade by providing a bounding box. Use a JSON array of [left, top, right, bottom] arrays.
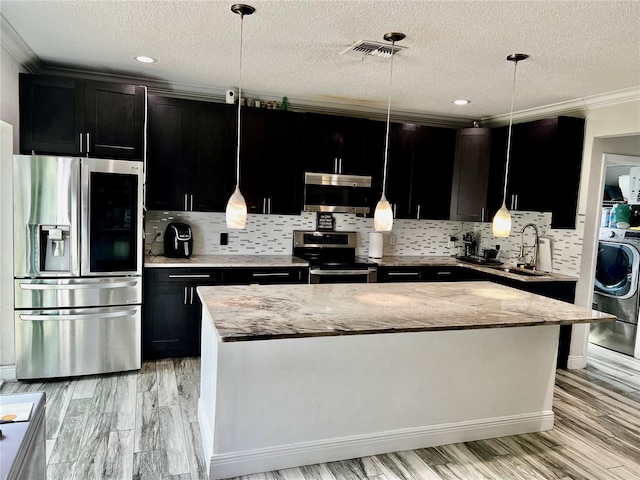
[[492, 202, 511, 238], [374, 194, 393, 232], [226, 185, 247, 229]]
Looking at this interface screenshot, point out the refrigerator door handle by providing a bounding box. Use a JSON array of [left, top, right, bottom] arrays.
[[19, 280, 139, 290], [19, 309, 137, 321]]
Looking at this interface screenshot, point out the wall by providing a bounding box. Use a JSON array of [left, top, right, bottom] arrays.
[[570, 99, 640, 369], [0, 44, 22, 375], [1, 44, 22, 152]]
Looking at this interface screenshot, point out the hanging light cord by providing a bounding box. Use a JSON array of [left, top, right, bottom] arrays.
[[501, 59, 520, 206], [235, 11, 245, 187], [381, 40, 396, 198]]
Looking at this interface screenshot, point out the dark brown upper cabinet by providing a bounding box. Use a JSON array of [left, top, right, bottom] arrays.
[[300, 113, 371, 175], [487, 116, 585, 229], [146, 96, 235, 212], [449, 127, 493, 222], [20, 74, 145, 160]]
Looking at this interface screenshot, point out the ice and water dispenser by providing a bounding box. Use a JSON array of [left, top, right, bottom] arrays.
[[39, 225, 72, 272]]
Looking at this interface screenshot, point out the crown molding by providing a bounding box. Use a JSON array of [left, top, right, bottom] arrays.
[[24, 63, 640, 130], [481, 86, 640, 127], [0, 14, 40, 73], [40, 65, 474, 128]]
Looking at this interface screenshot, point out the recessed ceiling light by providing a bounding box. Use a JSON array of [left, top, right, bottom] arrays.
[[453, 99, 471, 106], [134, 56, 157, 64]]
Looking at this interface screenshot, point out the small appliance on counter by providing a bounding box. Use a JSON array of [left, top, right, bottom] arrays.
[[164, 223, 193, 258]]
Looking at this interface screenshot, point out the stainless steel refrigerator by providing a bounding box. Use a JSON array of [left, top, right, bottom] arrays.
[[13, 155, 144, 379]]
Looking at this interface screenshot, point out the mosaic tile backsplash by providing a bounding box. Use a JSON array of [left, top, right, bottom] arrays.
[[145, 210, 585, 277]]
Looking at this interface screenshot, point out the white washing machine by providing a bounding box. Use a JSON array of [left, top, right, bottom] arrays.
[[591, 228, 640, 358]]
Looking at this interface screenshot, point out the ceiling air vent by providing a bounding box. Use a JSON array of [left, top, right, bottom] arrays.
[[340, 40, 407, 59]]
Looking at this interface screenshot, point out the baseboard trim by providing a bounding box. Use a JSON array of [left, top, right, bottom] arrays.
[[0, 364, 16, 381], [206, 411, 555, 480], [567, 354, 587, 370]]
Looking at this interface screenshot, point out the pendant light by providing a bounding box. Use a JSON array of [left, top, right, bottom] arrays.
[[374, 32, 405, 232], [225, 3, 255, 229], [492, 53, 528, 238]]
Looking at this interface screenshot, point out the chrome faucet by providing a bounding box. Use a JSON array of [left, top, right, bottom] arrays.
[[519, 223, 539, 269]]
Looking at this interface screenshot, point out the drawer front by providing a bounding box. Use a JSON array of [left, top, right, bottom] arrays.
[[247, 268, 309, 284], [145, 268, 224, 284]]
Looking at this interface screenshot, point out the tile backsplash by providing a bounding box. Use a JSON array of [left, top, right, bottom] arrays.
[[145, 210, 584, 277]]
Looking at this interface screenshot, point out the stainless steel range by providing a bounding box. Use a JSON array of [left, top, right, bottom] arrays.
[[293, 230, 377, 283]]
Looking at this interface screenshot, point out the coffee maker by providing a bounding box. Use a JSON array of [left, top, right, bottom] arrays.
[[164, 223, 193, 258]]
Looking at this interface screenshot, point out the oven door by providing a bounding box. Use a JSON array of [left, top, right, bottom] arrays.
[[309, 267, 377, 284], [80, 158, 144, 276]]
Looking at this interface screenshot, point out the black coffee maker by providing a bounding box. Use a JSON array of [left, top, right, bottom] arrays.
[[164, 223, 193, 258]]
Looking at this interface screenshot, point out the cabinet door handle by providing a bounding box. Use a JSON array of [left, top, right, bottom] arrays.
[[251, 272, 290, 278], [184, 194, 188, 211], [190, 194, 194, 211], [515, 194, 519, 210], [339, 158, 343, 173], [417, 205, 421, 220], [481, 207, 486, 222], [79, 133, 83, 153], [263, 198, 267, 213], [86, 133, 90, 153], [393, 204, 397, 218], [268, 198, 272, 214], [168, 274, 211, 279], [388, 272, 419, 277], [190, 286, 194, 305], [184, 286, 188, 305], [437, 271, 453, 276], [334, 157, 338, 173]]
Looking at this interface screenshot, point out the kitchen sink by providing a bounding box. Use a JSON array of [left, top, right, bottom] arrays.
[[487, 266, 548, 277]]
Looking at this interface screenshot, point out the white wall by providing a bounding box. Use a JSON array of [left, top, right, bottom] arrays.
[[1, 43, 22, 152], [0, 44, 22, 375], [570, 100, 640, 369]]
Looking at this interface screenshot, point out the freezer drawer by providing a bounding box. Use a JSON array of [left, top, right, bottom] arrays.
[[14, 276, 142, 309], [15, 305, 141, 379]]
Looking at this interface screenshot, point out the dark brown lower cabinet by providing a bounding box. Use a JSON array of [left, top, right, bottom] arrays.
[[142, 266, 309, 359]]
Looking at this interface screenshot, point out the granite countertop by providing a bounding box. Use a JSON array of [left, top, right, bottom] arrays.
[[374, 255, 577, 283], [197, 281, 613, 342], [144, 254, 309, 268]]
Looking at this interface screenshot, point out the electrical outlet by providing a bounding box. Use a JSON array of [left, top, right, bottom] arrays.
[[389, 234, 397, 246]]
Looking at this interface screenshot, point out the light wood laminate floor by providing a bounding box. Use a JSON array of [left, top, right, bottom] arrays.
[[2, 344, 639, 480]]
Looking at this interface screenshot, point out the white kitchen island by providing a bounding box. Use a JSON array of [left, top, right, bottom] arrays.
[[197, 281, 613, 480]]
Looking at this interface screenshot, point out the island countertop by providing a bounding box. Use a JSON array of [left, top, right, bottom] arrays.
[[197, 281, 613, 342]]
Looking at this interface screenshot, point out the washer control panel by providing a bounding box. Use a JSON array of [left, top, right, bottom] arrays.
[[599, 227, 640, 242]]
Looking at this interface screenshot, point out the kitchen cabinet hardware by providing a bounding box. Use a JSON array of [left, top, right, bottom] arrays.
[[437, 271, 453, 276], [168, 274, 211, 278], [86, 133, 90, 153], [416, 204, 421, 220], [393, 204, 397, 218], [184, 286, 188, 305], [251, 272, 291, 277], [190, 286, 194, 305], [184, 194, 188, 211], [388, 271, 419, 276], [481, 207, 486, 222], [190, 194, 194, 211], [79, 133, 83, 153]]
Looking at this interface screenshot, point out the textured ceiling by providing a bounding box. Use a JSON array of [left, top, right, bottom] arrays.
[[1, 0, 639, 124]]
